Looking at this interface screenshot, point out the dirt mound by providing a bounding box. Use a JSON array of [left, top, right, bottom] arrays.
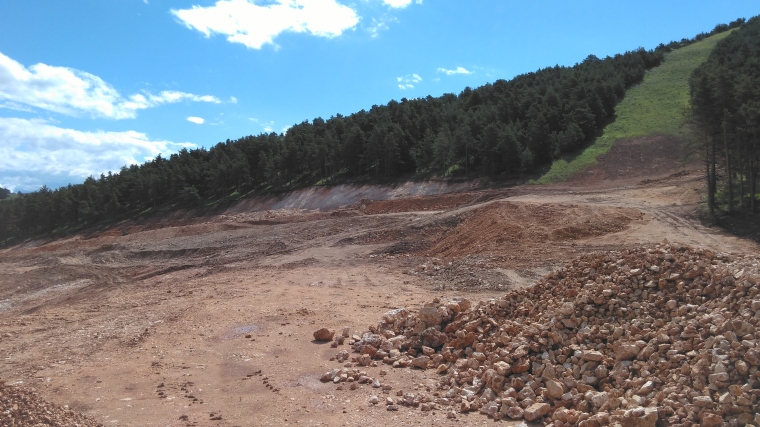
[[427, 202, 643, 258], [321, 243, 760, 425], [362, 192, 489, 215], [1, 380, 101, 426]]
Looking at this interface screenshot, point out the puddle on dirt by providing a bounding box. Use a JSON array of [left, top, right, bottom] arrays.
[[218, 324, 265, 341], [233, 325, 261, 334]]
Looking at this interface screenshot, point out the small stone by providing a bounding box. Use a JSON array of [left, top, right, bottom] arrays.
[[504, 405, 524, 419], [559, 302, 575, 316], [313, 328, 335, 341], [523, 403, 551, 421], [581, 350, 603, 362], [494, 361, 511, 376], [736, 360, 749, 375], [591, 391, 609, 408], [744, 348, 760, 366], [692, 395, 712, 407], [624, 407, 658, 427], [369, 395, 379, 405], [700, 413, 723, 427], [545, 379, 564, 399], [410, 356, 430, 369], [417, 307, 443, 326], [637, 380, 654, 395]]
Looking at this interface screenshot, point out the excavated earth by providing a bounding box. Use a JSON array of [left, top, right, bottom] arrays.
[[0, 134, 758, 427]]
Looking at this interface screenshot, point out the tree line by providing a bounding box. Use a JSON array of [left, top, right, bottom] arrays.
[[689, 16, 759, 216], [0, 20, 743, 244]]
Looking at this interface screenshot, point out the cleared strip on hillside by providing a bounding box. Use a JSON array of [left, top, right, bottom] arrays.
[[535, 30, 734, 184]]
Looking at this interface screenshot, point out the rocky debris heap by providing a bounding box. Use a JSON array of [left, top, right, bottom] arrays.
[[319, 243, 760, 426], [0, 380, 102, 427]]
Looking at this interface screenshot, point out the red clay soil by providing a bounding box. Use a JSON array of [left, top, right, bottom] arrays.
[[362, 192, 494, 215], [426, 201, 644, 259]]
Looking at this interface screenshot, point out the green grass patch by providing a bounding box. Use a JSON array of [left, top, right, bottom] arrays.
[[534, 30, 733, 184]]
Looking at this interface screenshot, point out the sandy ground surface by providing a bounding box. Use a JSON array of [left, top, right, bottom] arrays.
[[0, 135, 757, 426]]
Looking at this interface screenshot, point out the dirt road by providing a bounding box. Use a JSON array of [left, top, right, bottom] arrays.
[[0, 135, 756, 426]]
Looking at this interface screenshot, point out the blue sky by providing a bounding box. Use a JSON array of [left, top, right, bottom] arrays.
[[0, 0, 757, 192]]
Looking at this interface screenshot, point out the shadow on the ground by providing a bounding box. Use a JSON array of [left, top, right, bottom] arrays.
[[714, 212, 760, 245]]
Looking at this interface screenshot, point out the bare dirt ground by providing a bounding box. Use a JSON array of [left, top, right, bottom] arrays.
[[0, 135, 757, 427]]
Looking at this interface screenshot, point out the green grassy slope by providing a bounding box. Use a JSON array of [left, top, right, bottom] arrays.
[[534, 30, 733, 184]]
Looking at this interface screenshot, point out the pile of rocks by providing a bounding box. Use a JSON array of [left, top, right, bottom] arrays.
[[319, 243, 760, 426], [0, 380, 102, 427]]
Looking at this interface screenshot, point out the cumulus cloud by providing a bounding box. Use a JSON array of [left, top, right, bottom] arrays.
[[0, 117, 193, 191], [397, 73, 421, 90], [187, 116, 205, 124], [0, 51, 221, 119], [383, 0, 422, 9], [437, 66, 471, 75], [172, 0, 360, 50]]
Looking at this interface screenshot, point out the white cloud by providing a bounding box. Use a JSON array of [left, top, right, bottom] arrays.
[[367, 15, 398, 37], [230, 96, 238, 103], [397, 73, 421, 89], [172, 0, 360, 50], [187, 116, 205, 124], [0, 51, 221, 119], [0, 117, 193, 191], [383, 0, 422, 8], [0, 101, 34, 112], [437, 66, 471, 76]]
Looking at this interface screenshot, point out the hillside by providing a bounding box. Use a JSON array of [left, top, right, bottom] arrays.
[[0, 21, 746, 246], [536, 29, 734, 183]]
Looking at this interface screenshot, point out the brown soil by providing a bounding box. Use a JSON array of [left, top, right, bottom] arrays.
[[567, 135, 693, 186], [426, 202, 643, 259], [0, 134, 757, 426], [361, 192, 495, 215]]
